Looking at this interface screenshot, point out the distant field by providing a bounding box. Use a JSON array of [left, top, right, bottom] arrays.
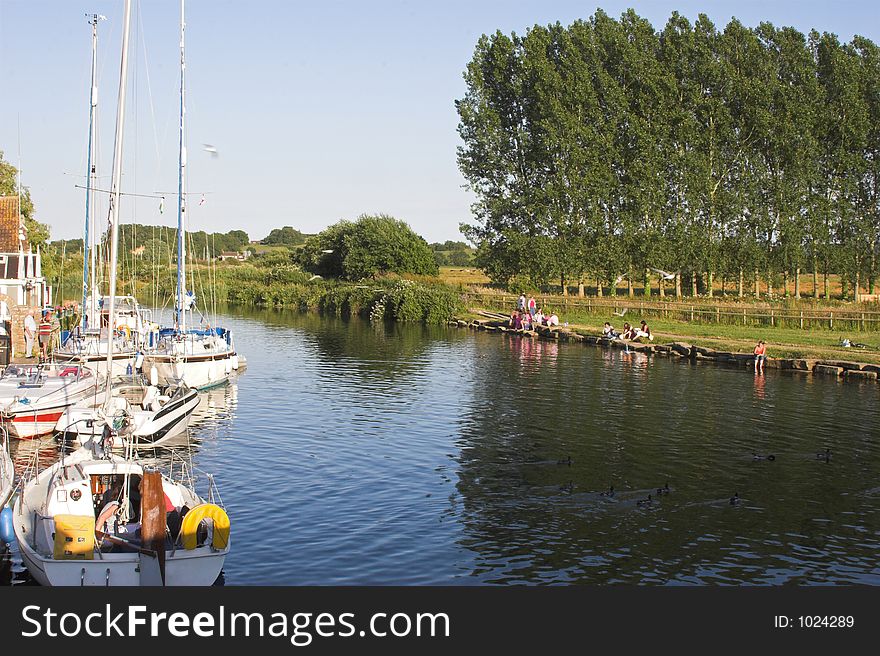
[[437, 266, 491, 286]]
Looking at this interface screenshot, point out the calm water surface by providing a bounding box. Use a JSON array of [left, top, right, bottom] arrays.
[[5, 308, 880, 584]]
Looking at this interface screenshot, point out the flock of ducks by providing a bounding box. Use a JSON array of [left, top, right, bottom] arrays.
[[552, 448, 834, 507]]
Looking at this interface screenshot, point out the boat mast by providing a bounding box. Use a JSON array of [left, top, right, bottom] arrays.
[[174, 0, 187, 332], [104, 0, 132, 391], [82, 13, 101, 332]]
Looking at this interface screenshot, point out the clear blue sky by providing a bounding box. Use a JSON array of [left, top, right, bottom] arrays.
[[1, 1, 879, 245]]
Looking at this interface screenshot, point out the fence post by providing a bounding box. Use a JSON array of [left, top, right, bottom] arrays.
[[830, 311, 833, 330], [800, 311, 803, 330], [771, 309, 775, 327], [691, 306, 694, 322]]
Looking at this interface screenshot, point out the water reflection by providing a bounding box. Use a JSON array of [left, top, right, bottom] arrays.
[[455, 340, 880, 584]]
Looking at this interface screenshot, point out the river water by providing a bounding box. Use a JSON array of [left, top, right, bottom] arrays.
[[5, 308, 880, 584]]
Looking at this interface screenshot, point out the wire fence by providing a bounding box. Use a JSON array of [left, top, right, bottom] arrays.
[[463, 291, 880, 332]]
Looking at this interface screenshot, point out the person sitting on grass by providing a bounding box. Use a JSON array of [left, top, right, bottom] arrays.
[[603, 322, 620, 339], [621, 322, 636, 340], [521, 313, 532, 331], [546, 312, 560, 327], [635, 320, 653, 341]]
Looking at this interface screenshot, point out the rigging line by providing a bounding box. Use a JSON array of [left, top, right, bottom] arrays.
[[74, 185, 164, 199], [136, 0, 163, 180]]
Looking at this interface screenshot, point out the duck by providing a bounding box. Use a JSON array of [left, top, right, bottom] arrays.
[[637, 494, 653, 507], [817, 448, 832, 462], [556, 456, 572, 466], [559, 481, 574, 494], [729, 492, 740, 506], [656, 481, 670, 496], [753, 453, 776, 461], [599, 485, 615, 498]]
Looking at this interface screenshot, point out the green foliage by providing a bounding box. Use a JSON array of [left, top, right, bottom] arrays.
[[298, 214, 439, 280], [260, 226, 307, 246], [457, 11, 880, 299]]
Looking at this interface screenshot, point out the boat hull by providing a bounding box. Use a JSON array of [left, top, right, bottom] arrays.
[[17, 539, 226, 586], [144, 352, 239, 390]]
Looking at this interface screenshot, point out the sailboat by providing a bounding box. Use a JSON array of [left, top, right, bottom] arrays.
[[14, 0, 230, 586], [142, 0, 240, 390], [53, 14, 153, 378], [0, 363, 101, 439]]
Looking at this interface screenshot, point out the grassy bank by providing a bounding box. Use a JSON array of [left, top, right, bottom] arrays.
[[460, 302, 880, 365]]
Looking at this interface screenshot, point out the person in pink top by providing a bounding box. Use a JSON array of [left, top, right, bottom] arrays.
[[754, 340, 767, 373]]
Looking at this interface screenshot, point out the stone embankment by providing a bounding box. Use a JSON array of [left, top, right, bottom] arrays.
[[451, 317, 880, 383]]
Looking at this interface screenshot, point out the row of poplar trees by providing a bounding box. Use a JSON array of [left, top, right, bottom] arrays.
[[456, 10, 880, 299]]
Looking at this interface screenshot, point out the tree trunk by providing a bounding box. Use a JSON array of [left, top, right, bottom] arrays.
[[675, 273, 682, 298], [707, 270, 714, 298], [644, 268, 651, 297], [738, 269, 744, 298], [691, 272, 698, 297], [596, 276, 603, 297], [855, 271, 860, 302], [782, 270, 788, 297], [754, 269, 760, 298], [767, 270, 773, 298], [813, 261, 818, 299], [824, 270, 829, 300], [578, 279, 584, 298], [562, 276, 568, 297], [795, 267, 800, 299], [659, 276, 665, 298], [628, 277, 633, 297]]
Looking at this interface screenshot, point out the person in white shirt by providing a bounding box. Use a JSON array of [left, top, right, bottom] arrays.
[[23, 310, 37, 358]]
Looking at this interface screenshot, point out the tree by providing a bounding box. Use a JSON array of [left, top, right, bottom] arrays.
[[261, 226, 306, 246], [299, 214, 438, 280]]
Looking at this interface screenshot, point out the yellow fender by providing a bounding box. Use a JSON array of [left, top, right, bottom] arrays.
[[180, 503, 230, 550]]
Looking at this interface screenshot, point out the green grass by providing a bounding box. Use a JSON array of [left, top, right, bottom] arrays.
[[466, 299, 880, 364]]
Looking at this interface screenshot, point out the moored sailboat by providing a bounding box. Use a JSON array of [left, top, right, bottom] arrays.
[[142, 0, 240, 390], [13, 0, 230, 586]]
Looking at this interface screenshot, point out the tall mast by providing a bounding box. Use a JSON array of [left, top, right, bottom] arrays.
[[82, 14, 101, 331], [174, 0, 187, 331], [104, 0, 132, 391]]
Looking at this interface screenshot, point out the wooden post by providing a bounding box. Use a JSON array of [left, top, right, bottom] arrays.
[[771, 309, 775, 327], [800, 311, 803, 330], [829, 311, 833, 330], [140, 468, 166, 585]]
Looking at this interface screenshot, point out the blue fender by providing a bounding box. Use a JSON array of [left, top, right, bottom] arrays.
[[0, 507, 14, 545]]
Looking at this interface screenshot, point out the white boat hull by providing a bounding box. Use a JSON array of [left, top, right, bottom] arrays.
[[57, 388, 200, 447], [17, 541, 225, 586], [145, 352, 239, 390]]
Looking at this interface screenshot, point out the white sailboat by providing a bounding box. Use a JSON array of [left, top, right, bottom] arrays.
[[143, 0, 240, 390], [53, 16, 153, 378], [0, 363, 101, 439], [55, 378, 199, 447], [13, 0, 230, 586]]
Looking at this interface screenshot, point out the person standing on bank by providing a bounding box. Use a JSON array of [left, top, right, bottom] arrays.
[[23, 310, 37, 359], [754, 340, 767, 374], [38, 310, 54, 360]]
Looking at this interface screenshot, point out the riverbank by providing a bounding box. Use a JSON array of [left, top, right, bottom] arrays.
[[453, 313, 880, 383]]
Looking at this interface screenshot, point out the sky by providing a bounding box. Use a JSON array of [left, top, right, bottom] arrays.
[[1, 1, 879, 245]]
